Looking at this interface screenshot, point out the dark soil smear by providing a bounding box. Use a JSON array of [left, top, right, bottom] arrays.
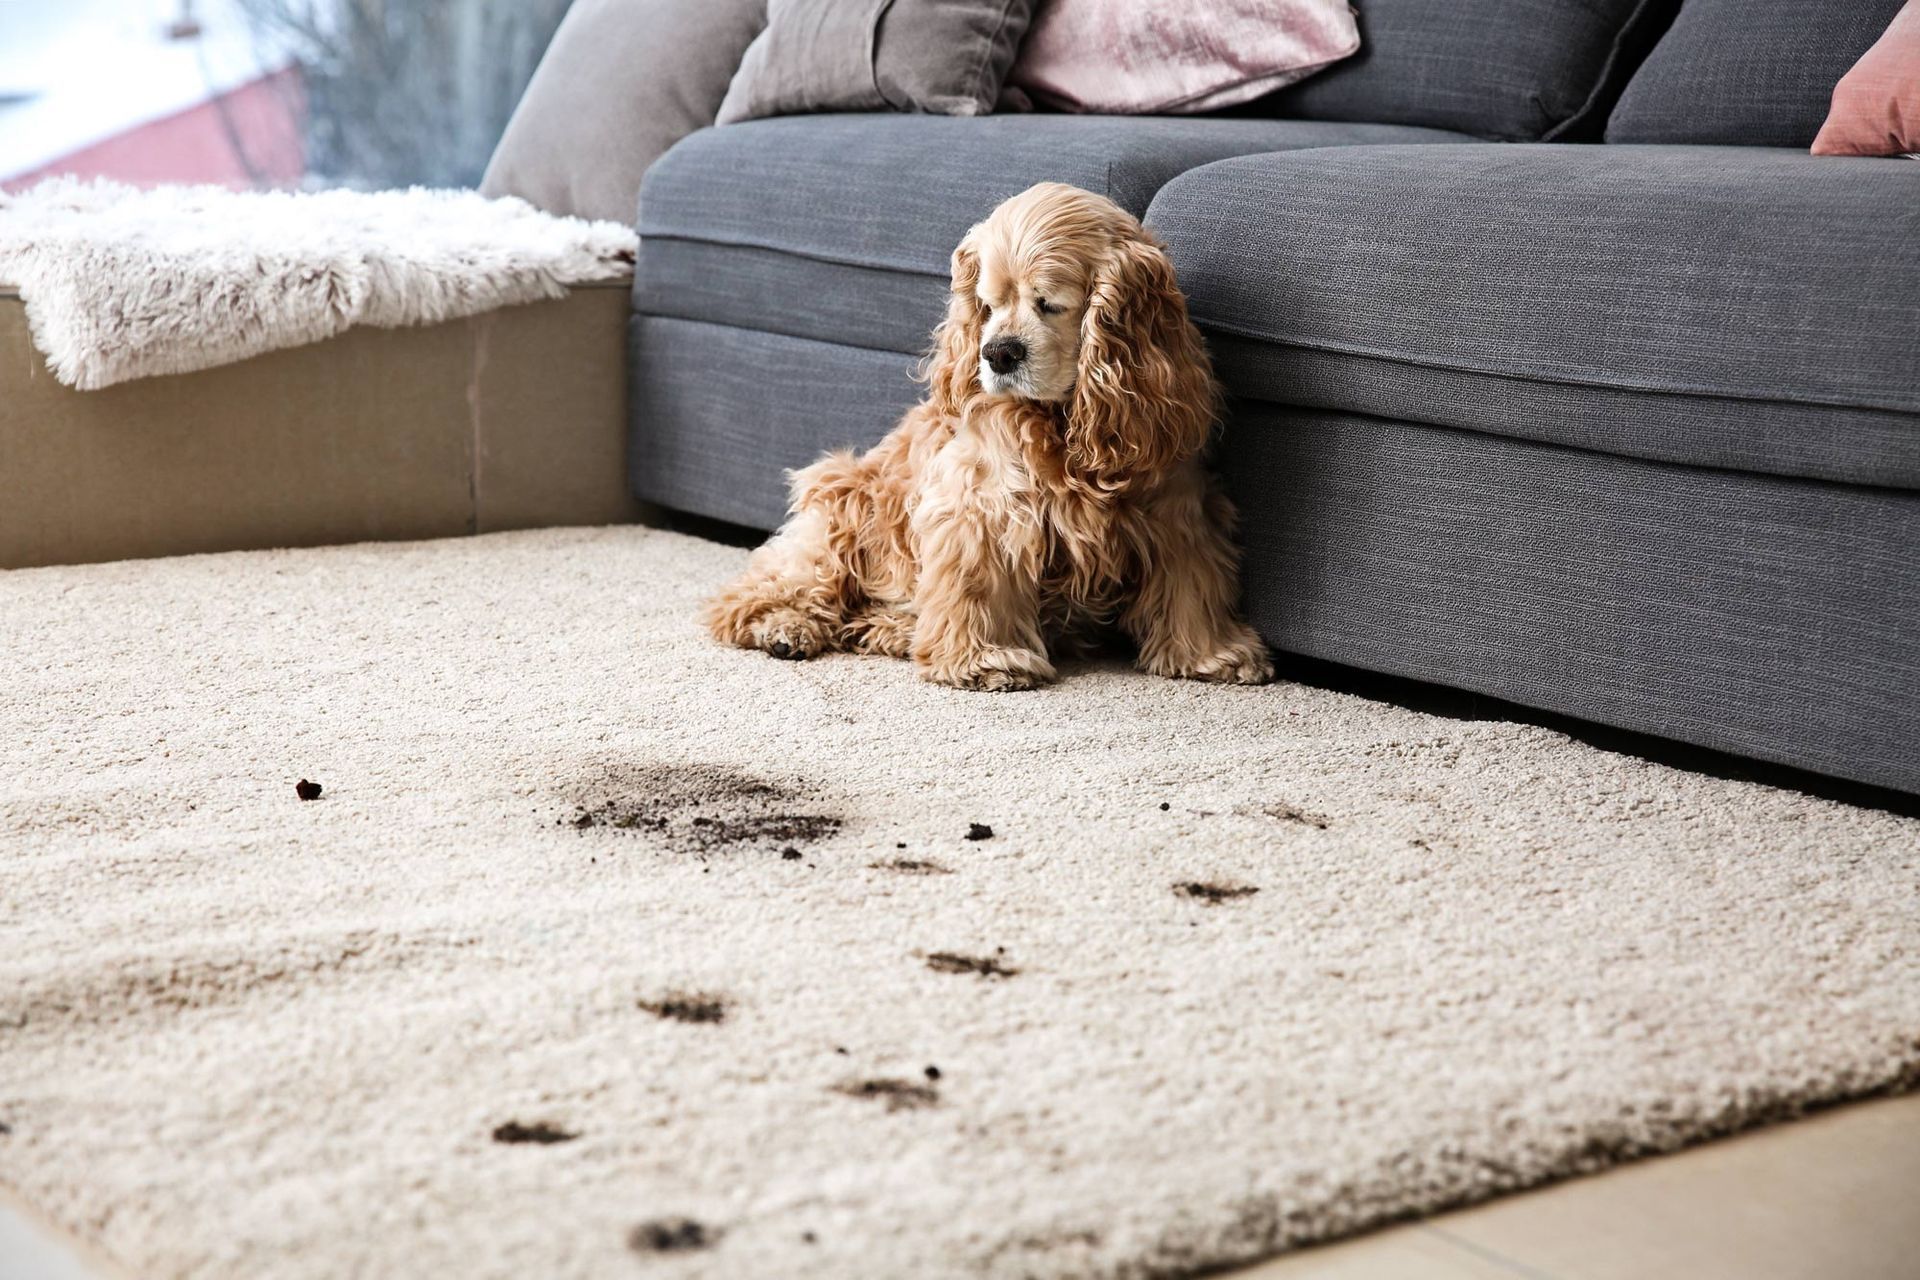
[[833, 1078, 941, 1111], [1263, 803, 1331, 830], [926, 950, 1018, 978], [684, 813, 841, 850], [640, 992, 728, 1024], [554, 763, 841, 857], [628, 1218, 717, 1253], [871, 858, 951, 875], [1174, 881, 1260, 905], [491, 1120, 577, 1145]]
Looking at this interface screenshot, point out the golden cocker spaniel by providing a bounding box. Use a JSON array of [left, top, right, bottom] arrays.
[[705, 181, 1272, 691]]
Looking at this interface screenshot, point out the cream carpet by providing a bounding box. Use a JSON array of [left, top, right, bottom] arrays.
[[2, 527, 1916, 1280], [0, 179, 636, 390]]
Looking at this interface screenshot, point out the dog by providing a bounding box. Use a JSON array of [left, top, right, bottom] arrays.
[[705, 181, 1272, 692]]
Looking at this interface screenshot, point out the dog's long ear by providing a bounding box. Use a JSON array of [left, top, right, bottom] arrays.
[[923, 232, 986, 416], [1068, 234, 1219, 489]]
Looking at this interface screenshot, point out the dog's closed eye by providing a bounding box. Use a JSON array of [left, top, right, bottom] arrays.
[[1035, 297, 1061, 315]]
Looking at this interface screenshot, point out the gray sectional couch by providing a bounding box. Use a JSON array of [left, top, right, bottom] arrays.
[[627, 0, 1919, 794]]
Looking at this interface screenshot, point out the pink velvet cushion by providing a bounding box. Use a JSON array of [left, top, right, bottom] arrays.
[[1008, 1, 1360, 115], [1812, 2, 1920, 156]]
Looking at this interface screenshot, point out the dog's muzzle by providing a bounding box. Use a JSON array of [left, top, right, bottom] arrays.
[[982, 336, 1026, 376]]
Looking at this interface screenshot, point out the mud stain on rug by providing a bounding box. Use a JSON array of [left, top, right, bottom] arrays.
[[553, 761, 844, 857], [1173, 881, 1260, 905], [640, 992, 730, 1024], [925, 950, 1019, 979], [628, 1217, 719, 1253], [832, 1078, 941, 1112]]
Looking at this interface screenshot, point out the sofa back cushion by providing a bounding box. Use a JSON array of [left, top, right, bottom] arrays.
[[481, 0, 765, 224], [1255, 0, 1676, 141], [717, 0, 1036, 125], [1608, 0, 1910, 146]]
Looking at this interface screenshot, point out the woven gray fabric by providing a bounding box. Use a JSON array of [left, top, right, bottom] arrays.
[[1204, 337, 1920, 492], [634, 114, 1468, 353], [639, 114, 1470, 274], [1150, 144, 1920, 488], [1256, 0, 1677, 141], [717, 0, 1035, 124], [622, 315, 1920, 791], [629, 315, 920, 527], [636, 239, 948, 356], [1607, 0, 1908, 147], [1221, 407, 1920, 794]]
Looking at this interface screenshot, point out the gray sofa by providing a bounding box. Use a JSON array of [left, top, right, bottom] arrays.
[[627, 0, 1919, 794]]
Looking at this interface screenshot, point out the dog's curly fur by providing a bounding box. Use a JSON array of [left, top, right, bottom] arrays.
[[704, 182, 1272, 691]]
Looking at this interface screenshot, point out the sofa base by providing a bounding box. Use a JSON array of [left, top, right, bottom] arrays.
[[1223, 406, 1918, 793], [626, 314, 1917, 793], [629, 314, 919, 529], [2, 283, 639, 570]]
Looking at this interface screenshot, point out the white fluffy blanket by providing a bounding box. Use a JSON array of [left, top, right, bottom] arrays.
[[0, 179, 637, 390]]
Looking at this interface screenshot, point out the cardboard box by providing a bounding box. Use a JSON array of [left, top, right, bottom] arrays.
[[0, 282, 642, 569]]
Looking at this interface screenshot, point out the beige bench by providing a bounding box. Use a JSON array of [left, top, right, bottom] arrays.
[[0, 281, 640, 570]]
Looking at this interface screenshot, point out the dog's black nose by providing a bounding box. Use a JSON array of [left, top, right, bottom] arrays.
[[982, 336, 1026, 376]]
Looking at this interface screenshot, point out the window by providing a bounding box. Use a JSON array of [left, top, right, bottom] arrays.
[[0, 0, 568, 192]]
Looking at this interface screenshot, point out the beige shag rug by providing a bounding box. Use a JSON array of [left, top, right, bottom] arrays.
[[2, 527, 1917, 1280], [0, 179, 636, 390]]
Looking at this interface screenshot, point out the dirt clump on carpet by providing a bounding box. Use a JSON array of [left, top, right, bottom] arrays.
[[925, 950, 1019, 979], [490, 1121, 577, 1146], [628, 1218, 717, 1253], [1174, 881, 1261, 904], [640, 993, 729, 1024], [872, 857, 951, 875], [833, 1078, 941, 1112]]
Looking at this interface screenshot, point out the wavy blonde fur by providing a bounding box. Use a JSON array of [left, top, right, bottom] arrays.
[[704, 182, 1271, 691]]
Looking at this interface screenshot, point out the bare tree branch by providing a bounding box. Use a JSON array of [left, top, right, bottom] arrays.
[[236, 0, 572, 189]]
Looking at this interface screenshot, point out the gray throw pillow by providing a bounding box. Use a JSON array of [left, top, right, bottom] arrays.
[[481, 0, 767, 225], [716, 0, 1036, 125]]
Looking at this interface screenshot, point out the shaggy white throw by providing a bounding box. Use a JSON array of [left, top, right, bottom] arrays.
[[2, 527, 1916, 1279], [0, 178, 636, 390]]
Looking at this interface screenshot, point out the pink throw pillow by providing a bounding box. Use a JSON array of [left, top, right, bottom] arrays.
[[1812, 1, 1920, 156], [1008, 1, 1361, 115]]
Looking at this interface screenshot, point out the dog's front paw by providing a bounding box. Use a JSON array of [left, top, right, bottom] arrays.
[[1144, 630, 1274, 685], [1189, 642, 1274, 685], [921, 646, 1055, 692], [750, 607, 832, 661]]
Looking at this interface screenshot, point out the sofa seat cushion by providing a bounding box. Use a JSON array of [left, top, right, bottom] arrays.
[[634, 113, 1471, 354], [1150, 144, 1920, 489]]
